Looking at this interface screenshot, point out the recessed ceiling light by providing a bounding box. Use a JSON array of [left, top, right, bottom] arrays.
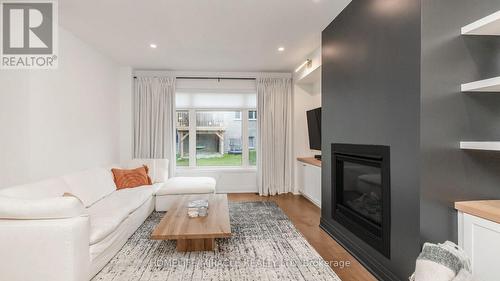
[[278, 47, 285, 52], [150, 43, 157, 49]]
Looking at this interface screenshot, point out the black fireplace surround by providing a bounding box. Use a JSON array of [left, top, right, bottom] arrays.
[[332, 144, 391, 258]]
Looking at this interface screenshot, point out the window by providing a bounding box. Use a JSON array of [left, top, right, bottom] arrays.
[[249, 110, 257, 120], [234, 112, 242, 120], [175, 79, 257, 168], [176, 109, 256, 167], [233, 111, 255, 121], [175, 110, 189, 166], [248, 113, 257, 166]]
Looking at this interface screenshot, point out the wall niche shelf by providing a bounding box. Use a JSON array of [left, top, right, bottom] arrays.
[[295, 65, 321, 95], [461, 76, 500, 92], [296, 65, 321, 86], [461, 10, 500, 35], [460, 142, 500, 151]]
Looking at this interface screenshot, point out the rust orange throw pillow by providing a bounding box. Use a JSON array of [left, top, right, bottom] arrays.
[[111, 165, 152, 190]]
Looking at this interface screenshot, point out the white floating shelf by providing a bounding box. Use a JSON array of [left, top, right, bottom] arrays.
[[460, 142, 500, 151], [296, 65, 321, 85], [462, 10, 500, 35], [461, 76, 500, 92]]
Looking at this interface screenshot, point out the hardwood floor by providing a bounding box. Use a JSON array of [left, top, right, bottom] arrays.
[[228, 193, 376, 281]]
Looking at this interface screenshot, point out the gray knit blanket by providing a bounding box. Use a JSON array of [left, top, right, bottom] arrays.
[[410, 241, 474, 281]]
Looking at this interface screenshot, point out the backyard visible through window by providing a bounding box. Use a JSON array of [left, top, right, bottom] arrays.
[[175, 83, 257, 168], [249, 111, 257, 166], [176, 110, 189, 166], [176, 109, 256, 167], [249, 110, 257, 120], [196, 111, 242, 166]]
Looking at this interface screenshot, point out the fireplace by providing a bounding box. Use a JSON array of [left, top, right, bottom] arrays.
[[332, 144, 391, 258]]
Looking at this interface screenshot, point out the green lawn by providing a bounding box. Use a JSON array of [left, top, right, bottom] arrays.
[[177, 150, 256, 167], [249, 149, 256, 166]]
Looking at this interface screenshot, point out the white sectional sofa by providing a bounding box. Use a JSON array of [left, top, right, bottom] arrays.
[[155, 176, 217, 211], [0, 159, 216, 281]]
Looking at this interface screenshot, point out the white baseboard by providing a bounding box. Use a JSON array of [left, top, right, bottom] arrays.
[[217, 188, 258, 194], [300, 191, 321, 208]]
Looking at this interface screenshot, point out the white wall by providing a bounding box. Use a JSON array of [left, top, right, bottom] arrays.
[[119, 67, 133, 163], [293, 83, 321, 158], [293, 47, 322, 193], [0, 28, 122, 188], [176, 168, 257, 193]]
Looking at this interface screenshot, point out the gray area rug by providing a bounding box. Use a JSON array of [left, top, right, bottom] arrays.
[[93, 201, 342, 281]]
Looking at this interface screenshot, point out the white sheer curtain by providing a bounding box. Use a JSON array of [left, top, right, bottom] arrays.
[[133, 76, 176, 176], [257, 77, 293, 196]]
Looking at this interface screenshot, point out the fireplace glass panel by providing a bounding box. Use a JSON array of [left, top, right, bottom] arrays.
[[341, 161, 382, 225], [332, 143, 390, 258]]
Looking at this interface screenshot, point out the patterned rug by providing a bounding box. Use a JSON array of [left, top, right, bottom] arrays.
[[93, 201, 341, 281]]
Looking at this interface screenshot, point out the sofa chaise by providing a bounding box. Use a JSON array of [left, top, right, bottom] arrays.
[[0, 159, 216, 281]]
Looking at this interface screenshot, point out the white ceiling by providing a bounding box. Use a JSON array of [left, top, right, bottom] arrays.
[[59, 0, 350, 72]]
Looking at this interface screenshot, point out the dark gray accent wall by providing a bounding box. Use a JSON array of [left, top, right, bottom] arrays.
[[420, 0, 500, 244], [321, 0, 421, 280], [321, 0, 500, 280]]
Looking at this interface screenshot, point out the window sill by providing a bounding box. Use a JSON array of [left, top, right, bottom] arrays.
[[175, 166, 257, 173]]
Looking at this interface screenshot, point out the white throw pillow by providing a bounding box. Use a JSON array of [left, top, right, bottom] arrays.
[[0, 178, 71, 199], [122, 159, 169, 183], [62, 168, 116, 208], [152, 159, 169, 183]]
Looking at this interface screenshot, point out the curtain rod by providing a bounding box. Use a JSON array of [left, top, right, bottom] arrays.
[[133, 76, 256, 81]]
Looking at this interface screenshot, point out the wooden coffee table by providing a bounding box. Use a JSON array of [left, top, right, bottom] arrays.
[[151, 194, 231, 251]]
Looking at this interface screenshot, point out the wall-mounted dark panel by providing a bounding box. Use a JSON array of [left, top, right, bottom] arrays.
[[321, 0, 421, 280]]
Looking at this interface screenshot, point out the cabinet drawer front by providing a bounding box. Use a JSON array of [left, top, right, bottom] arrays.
[[297, 161, 321, 207], [463, 213, 500, 281]]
